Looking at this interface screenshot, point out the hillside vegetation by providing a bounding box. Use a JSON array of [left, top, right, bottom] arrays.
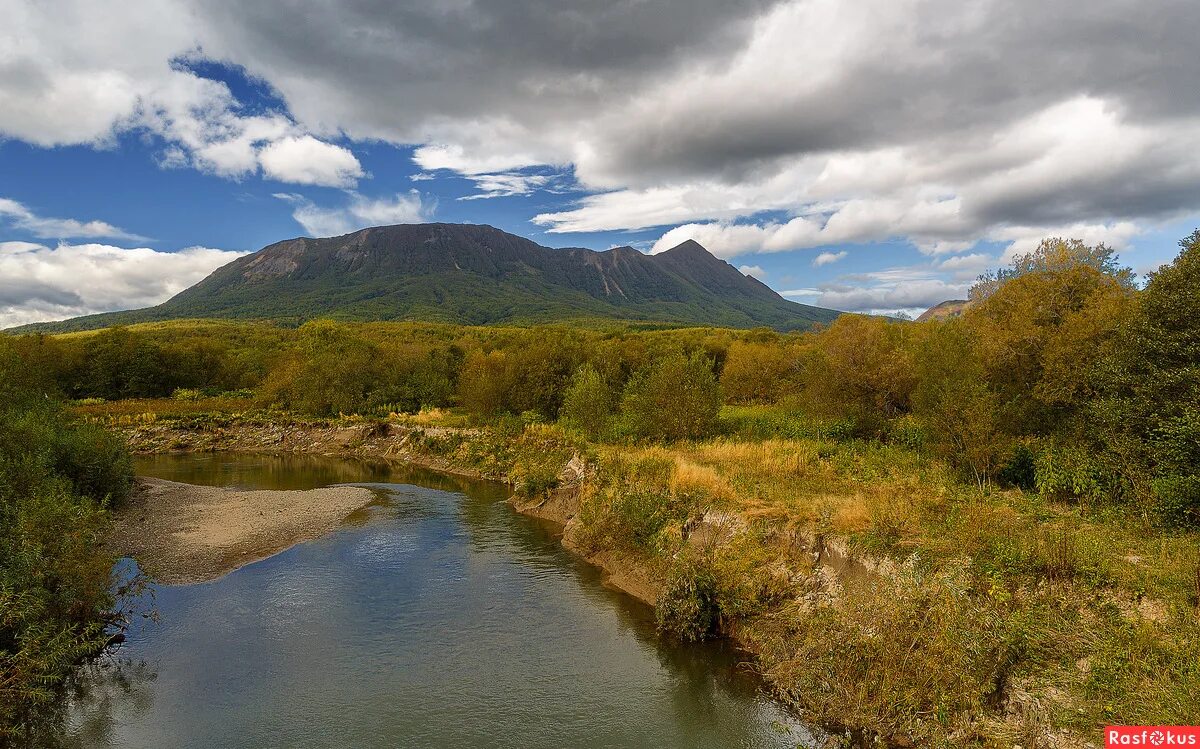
[[10, 224, 839, 334], [4, 231, 1200, 746]]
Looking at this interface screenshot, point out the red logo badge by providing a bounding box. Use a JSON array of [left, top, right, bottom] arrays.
[[1106, 727, 1200, 747]]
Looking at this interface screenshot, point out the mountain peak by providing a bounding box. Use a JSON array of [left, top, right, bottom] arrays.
[[11, 222, 841, 333], [659, 239, 713, 258]]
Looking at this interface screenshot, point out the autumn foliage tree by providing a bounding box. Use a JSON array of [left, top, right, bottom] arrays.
[[720, 340, 799, 403], [803, 315, 915, 435]]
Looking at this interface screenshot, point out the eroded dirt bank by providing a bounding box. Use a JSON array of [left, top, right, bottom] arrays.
[[111, 476, 377, 584]]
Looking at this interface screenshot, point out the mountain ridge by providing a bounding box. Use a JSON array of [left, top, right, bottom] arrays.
[[8, 223, 841, 333]]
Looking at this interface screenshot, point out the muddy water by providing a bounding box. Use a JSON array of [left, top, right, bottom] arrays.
[[58, 453, 819, 748]]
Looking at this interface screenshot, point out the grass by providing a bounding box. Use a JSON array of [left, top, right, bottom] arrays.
[[70, 396, 257, 420]]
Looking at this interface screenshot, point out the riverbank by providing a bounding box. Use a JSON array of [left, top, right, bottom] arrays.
[[92, 408, 1200, 748], [110, 476, 377, 584]]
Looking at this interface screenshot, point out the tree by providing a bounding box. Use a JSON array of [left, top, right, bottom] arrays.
[[911, 321, 1005, 487], [457, 349, 512, 419], [965, 245, 1134, 436], [621, 351, 722, 441], [969, 237, 1135, 302], [81, 327, 177, 399], [559, 364, 616, 438], [803, 315, 915, 434], [1098, 230, 1200, 524], [504, 334, 582, 420], [259, 320, 382, 415], [720, 340, 798, 403]]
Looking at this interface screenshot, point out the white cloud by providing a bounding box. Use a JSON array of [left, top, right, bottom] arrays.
[[0, 3, 363, 188], [275, 191, 431, 237], [992, 221, 1142, 262], [786, 263, 971, 316], [258, 135, 364, 187], [0, 241, 247, 328], [936, 253, 992, 271], [0, 198, 145, 241], [812, 251, 847, 267], [3, 0, 1200, 261], [458, 172, 555, 200], [738, 264, 767, 279], [804, 276, 970, 317]]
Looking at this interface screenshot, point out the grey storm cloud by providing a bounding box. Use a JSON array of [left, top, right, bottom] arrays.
[[196, 0, 773, 140], [0, 278, 82, 308]]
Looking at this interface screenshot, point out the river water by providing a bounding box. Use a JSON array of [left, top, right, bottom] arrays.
[[56, 453, 818, 748]]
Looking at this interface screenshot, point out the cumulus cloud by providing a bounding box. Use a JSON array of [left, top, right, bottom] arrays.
[[3, 0, 1200, 261], [258, 135, 364, 187], [274, 191, 431, 237], [0, 198, 145, 241], [0, 1, 364, 187], [813, 251, 847, 267], [738, 265, 767, 279], [0, 241, 246, 328]]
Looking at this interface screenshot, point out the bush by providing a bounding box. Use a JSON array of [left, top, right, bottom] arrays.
[[1034, 440, 1119, 506], [607, 488, 674, 549], [997, 441, 1037, 491], [720, 340, 798, 403], [1151, 474, 1200, 529], [559, 364, 615, 438], [621, 351, 722, 441], [759, 560, 1018, 746], [0, 378, 134, 736], [656, 558, 721, 641]]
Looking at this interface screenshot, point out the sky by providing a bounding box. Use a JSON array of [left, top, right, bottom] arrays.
[[2, 0, 1199, 328]]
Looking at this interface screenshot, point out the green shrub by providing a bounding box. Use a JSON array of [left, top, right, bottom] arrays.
[[997, 441, 1037, 490], [0, 357, 135, 736], [1034, 440, 1118, 506], [559, 364, 615, 439], [1151, 474, 1200, 528], [887, 414, 928, 451], [621, 351, 721, 441], [607, 488, 673, 549], [656, 558, 721, 641]]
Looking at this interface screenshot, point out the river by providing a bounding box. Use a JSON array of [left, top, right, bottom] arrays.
[[54, 453, 819, 748]]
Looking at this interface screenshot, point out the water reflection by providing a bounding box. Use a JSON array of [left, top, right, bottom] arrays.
[[58, 454, 820, 748], [31, 658, 158, 749]]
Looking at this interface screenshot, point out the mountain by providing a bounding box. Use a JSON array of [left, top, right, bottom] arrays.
[[10, 223, 841, 332], [915, 299, 972, 322]]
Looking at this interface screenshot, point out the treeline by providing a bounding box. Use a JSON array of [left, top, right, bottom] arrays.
[[0, 341, 134, 737], [6, 232, 1198, 525], [800, 234, 1199, 527]]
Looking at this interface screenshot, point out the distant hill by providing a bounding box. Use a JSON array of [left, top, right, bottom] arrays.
[[916, 299, 972, 322], [10, 223, 840, 333]]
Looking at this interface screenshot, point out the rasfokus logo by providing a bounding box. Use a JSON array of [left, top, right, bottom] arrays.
[[1107, 727, 1200, 746]]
